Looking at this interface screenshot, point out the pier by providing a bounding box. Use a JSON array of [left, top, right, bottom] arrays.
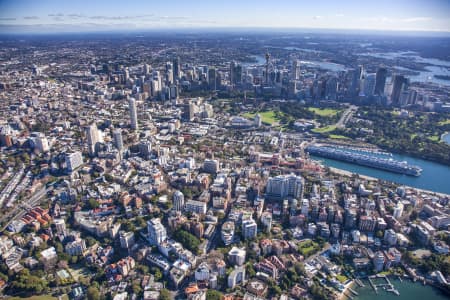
[[368, 274, 400, 296], [355, 278, 365, 287]]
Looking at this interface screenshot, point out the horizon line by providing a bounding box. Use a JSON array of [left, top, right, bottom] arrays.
[[1, 26, 450, 37]]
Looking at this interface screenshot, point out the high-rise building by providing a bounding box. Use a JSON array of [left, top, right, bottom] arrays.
[[65, 151, 83, 172], [119, 231, 135, 249], [374, 67, 387, 95], [85, 123, 99, 155], [185, 200, 207, 214], [113, 129, 124, 151], [173, 57, 180, 79], [292, 60, 300, 80], [208, 67, 217, 90], [384, 229, 398, 246], [266, 174, 303, 201], [173, 190, 185, 212], [33, 133, 50, 153], [53, 218, 66, 235], [203, 159, 220, 174], [242, 218, 257, 240], [129, 98, 138, 130], [362, 73, 376, 97], [390, 75, 408, 105], [147, 218, 167, 246], [221, 221, 235, 246], [393, 202, 404, 219]]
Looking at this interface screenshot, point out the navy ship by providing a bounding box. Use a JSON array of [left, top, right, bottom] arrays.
[[306, 145, 422, 176]]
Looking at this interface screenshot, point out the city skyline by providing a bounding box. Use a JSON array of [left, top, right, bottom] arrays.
[[0, 0, 449, 34]]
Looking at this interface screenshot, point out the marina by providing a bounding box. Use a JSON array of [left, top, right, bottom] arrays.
[[351, 276, 448, 300]]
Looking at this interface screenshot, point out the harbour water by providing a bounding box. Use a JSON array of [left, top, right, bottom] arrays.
[[353, 278, 448, 300], [311, 152, 450, 194]]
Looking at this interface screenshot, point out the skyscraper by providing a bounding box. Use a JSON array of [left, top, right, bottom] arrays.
[[113, 129, 124, 151], [86, 123, 99, 156], [390, 75, 408, 106], [129, 98, 138, 130], [173, 57, 180, 79], [374, 67, 387, 95], [208, 67, 217, 90], [362, 73, 376, 97], [292, 60, 300, 80]]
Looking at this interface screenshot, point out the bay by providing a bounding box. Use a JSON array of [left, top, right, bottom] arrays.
[[353, 278, 448, 300], [311, 152, 450, 194]]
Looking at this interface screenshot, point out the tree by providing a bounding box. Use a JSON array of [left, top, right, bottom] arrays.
[[88, 198, 100, 209], [159, 288, 171, 300], [206, 289, 223, 300], [173, 229, 201, 254], [87, 286, 101, 300]]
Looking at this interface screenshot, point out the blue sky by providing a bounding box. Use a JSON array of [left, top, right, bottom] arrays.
[[0, 0, 449, 33]]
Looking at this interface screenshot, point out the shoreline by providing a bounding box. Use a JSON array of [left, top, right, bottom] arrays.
[[327, 166, 450, 197], [339, 280, 356, 300]]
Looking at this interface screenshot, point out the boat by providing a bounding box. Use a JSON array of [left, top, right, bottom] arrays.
[[306, 145, 422, 176]]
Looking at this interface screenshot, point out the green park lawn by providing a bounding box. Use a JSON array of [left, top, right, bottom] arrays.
[[312, 125, 337, 133], [10, 296, 57, 300], [329, 134, 349, 139], [438, 119, 450, 126], [308, 107, 341, 117], [243, 110, 283, 125]]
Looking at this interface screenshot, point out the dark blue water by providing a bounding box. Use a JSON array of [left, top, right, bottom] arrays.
[[312, 152, 450, 194]]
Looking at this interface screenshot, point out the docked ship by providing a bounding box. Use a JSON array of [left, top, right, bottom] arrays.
[[306, 145, 422, 176]]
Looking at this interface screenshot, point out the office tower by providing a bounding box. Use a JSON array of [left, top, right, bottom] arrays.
[[362, 73, 376, 97], [230, 62, 242, 85], [173, 57, 180, 79], [350, 65, 364, 96], [65, 151, 83, 172], [124, 68, 130, 82], [85, 123, 99, 155], [113, 129, 124, 151], [183, 101, 197, 121], [147, 218, 167, 246], [390, 75, 408, 105], [203, 159, 220, 174], [208, 67, 217, 90], [326, 77, 338, 100], [173, 190, 185, 212], [129, 98, 138, 130], [265, 52, 270, 84], [374, 67, 387, 95], [292, 60, 300, 80], [143, 63, 151, 75]]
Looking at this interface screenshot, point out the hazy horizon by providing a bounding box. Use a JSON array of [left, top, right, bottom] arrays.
[[0, 0, 449, 34]]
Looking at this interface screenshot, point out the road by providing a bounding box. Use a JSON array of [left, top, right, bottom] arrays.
[[0, 186, 49, 232], [336, 105, 357, 128]]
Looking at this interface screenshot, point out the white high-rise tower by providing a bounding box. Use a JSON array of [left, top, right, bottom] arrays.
[[129, 98, 138, 130]]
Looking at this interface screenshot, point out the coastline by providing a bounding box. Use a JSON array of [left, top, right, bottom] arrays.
[[339, 280, 356, 300], [328, 166, 450, 197]]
